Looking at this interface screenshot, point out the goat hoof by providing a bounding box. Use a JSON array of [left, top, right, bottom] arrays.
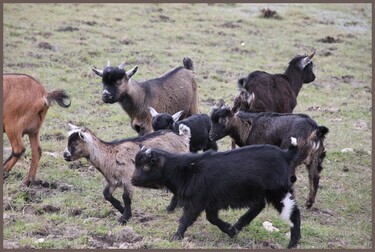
[[3, 172, 10, 180], [21, 179, 32, 187], [305, 201, 314, 209], [166, 206, 175, 213], [290, 175, 297, 183], [171, 233, 183, 241], [117, 216, 129, 225], [227, 226, 238, 238]]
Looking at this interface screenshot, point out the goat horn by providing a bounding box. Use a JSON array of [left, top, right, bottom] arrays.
[[106, 60, 110, 67], [172, 110, 184, 122], [299, 56, 312, 70], [309, 52, 315, 59], [149, 107, 159, 117], [118, 62, 125, 69]]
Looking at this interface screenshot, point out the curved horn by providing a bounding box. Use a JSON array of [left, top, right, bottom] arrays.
[[106, 59, 110, 67]]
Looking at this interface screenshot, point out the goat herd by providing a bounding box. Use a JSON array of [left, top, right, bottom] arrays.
[[3, 53, 328, 248]]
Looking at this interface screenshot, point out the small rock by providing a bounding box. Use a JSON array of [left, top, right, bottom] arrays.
[[262, 221, 279, 232], [83, 217, 101, 223], [44, 152, 59, 158], [35, 238, 45, 244], [341, 148, 354, 153]]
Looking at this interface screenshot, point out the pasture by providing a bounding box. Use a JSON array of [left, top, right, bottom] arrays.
[[2, 3, 372, 249]]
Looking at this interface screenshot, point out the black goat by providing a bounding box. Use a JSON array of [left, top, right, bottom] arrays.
[[149, 107, 218, 152], [210, 105, 328, 208], [131, 138, 301, 249], [233, 53, 315, 113]]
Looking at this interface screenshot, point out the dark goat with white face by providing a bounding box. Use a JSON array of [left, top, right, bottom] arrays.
[[233, 53, 316, 113], [131, 138, 301, 249], [210, 103, 329, 208], [92, 58, 199, 136], [149, 107, 218, 152]]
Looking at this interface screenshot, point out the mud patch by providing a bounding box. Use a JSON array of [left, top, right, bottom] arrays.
[[317, 36, 342, 43], [89, 227, 143, 249], [260, 8, 282, 20], [220, 20, 242, 29], [37, 42, 56, 51], [57, 26, 79, 32], [41, 132, 65, 141], [82, 21, 98, 26]]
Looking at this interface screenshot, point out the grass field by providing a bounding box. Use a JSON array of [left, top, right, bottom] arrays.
[[2, 3, 372, 249]]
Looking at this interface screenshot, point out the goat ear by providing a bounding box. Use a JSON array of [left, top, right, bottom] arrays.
[[126, 65, 138, 79], [172, 110, 184, 122], [78, 131, 86, 141], [68, 123, 80, 131], [92, 68, 103, 77], [149, 107, 159, 117]]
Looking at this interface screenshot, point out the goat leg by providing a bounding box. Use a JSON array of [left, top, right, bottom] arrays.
[[22, 132, 42, 186], [166, 194, 178, 213], [118, 191, 132, 225], [306, 161, 320, 208], [103, 185, 125, 214], [233, 201, 266, 234], [172, 206, 201, 240], [287, 206, 301, 249], [206, 208, 238, 238], [3, 130, 26, 179]]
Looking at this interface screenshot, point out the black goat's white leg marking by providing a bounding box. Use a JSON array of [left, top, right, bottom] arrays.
[[280, 192, 295, 227]]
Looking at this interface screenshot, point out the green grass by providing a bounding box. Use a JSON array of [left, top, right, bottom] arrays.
[[2, 3, 372, 249]]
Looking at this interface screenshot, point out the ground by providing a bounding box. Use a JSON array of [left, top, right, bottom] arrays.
[[2, 3, 372, 249]]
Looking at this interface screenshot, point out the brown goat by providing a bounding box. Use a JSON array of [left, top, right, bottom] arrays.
[[63, 123, 191, 224], [92, 57, 199, 136], [3, 74, 70, 186]]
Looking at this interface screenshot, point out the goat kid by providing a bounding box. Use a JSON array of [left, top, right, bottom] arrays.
[[210, 104, 328, 208], [3, 73, 70, 186], [132, 138, 301, 249], [63, 124, 190, 224], [92, 58, 199, 136], [149, 107, 218, 152], [233, 53, 315, 113]]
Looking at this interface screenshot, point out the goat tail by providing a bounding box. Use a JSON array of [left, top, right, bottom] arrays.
[[183, 57, 194, 71], [317, 126, 329, 140], [46, 90, 71, 108], [287, 137, 299, 168]]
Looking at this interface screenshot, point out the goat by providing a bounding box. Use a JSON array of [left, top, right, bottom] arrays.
[[3, 73, 70, 186], [92, 57, 199, 136], [131, 138, 301, 249], [209, 104, 329, 208], [63, 123, 191, 224], [149, 107, 218, 152], [232, 53, 316, 113]]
